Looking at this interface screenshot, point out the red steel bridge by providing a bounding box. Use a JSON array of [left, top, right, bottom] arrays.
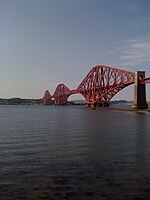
[[43, 65, 150, 109]]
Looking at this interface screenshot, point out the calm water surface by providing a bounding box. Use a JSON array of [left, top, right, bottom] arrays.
[[0, 105, 150, 200]]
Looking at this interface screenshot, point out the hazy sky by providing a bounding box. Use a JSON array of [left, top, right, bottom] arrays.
[[0, 0, 150, 100]]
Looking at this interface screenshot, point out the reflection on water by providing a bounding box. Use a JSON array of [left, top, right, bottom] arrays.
[[0, 105, 150, 199]]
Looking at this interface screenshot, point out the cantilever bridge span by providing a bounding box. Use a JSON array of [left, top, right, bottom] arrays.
[[43, 65, 150, 109]]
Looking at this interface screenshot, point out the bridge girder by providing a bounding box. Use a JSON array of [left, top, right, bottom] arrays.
[[77, 65, 135, 106], [53, 84, 72, 105], [43, 90, 52, 105], [43, 65, 149, 108]]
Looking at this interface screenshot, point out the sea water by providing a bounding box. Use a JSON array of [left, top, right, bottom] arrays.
[[0, 105, 149, 199]]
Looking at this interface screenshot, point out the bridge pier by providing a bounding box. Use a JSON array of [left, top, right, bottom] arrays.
[[91, 103, 96, 109], [132, 71, 148, 109], [97, 102, 109, 107]]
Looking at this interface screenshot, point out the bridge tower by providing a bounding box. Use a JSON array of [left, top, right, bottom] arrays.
[[132, 71, 148, 109]]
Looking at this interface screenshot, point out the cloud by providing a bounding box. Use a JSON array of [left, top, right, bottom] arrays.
[[110, 35, 150, 67], [130, 17, 150, 28], [125, 5, 139, 12]]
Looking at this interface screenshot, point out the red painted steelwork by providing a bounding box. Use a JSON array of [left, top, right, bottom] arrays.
[[77, 65, 135, 106], [43, 90, 52, 105], [140, 77, 150, 84], [53, 84, 72, 105], [43, 65, 150, 106]]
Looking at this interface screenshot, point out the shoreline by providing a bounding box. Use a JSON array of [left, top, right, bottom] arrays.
[[109, 107, 150, 113]]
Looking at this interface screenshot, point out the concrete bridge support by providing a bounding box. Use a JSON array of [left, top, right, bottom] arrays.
[[132, 71, 148, 109]]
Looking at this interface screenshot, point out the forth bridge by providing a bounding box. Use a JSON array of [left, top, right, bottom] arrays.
[[43, 65, 150, 109]]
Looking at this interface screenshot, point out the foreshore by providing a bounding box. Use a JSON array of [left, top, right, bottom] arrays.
[[110, 107, 150, 113]]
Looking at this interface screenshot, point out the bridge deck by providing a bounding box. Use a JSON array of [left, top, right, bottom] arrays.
[[140, 77, 150, 84]]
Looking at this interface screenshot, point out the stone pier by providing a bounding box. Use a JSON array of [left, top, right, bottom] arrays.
[[132, 71, 148, 109]]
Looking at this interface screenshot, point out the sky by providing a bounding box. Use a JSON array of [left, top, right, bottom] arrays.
[[0, 0, 150, 100]]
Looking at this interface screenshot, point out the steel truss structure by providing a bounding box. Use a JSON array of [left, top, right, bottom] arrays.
[[43, 65, 150, 107]]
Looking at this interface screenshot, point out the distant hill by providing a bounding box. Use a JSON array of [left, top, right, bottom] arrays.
[[0, 98, 43, 105], [0, 98, 130, 106], [109, 100, 129, 105]]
